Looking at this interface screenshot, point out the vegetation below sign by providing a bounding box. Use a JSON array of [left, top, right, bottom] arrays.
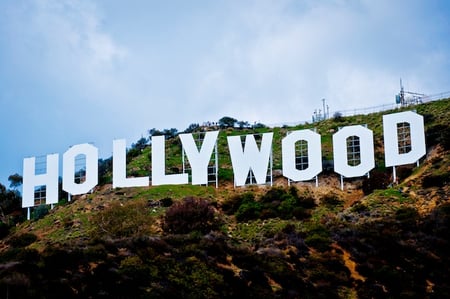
[[0, 98, 449, 298]]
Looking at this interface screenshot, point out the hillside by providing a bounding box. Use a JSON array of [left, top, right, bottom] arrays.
[[0, 99, 449, 298]]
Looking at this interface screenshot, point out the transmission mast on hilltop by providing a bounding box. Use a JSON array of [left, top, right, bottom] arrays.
[[396, 79, 425, 107], [312, 98, 329, 123]]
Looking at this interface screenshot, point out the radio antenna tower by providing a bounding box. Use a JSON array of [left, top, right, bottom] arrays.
[[312, 98, 329, 123], [399, 78, 405, 105], [396, 78, 425, 107]]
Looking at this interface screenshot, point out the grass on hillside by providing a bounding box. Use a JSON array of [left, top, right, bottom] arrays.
[[122, 98, 449, 181]]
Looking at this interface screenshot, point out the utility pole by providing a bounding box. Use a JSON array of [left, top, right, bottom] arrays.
[[322, 98, 326, 120], [400, 79, 405, 106]]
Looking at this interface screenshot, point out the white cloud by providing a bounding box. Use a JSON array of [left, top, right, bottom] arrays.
[[5, 0, 448, 127], [189, 0, 450, 124], [5, 0, 127, 101]]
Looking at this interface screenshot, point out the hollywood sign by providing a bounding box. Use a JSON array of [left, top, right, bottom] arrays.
[[22, 111, 425, 209]]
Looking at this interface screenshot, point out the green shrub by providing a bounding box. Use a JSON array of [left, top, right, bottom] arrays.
[[292, 207, 311, 219], [164, 258, 223, 298], [297, 195, 316, 209], [260, 187, 288, 203], [396, 165, 414, 182], [351, 202, 368, 213], [126, 147, 141, 162], [16, 248, 40, 263], [90, 199, 156, 239], [221, 192, 252, 215], [321, 193, 342, 206], [422, 173, 450, 188], [218, 168, 233, 181], [259, 208, 277, 219], [231, 188, 315, 221], [8, 233, 37, 247], [395, 207, 419, 223], [235, 196, 262, 221], [362, 170, 391, 194], [84, 244, 108, 260], [119, 255, 158, 284], [304, 225, 331, 252], [160, 197, 173, 207], [305, 233, 331, 252], [31, 204, 49, 221], [426, 124, 450, 149], [163, 197, 219, 234], [277, 197, 297, 219], [0, 222, 9, 238]]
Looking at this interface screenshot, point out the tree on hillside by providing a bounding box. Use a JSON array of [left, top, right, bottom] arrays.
[[98, 158, 112, 184], [253, 122, 267, 129], [219, 116, 237, 128], [184, 123, 200, 133], [8, 173, 22, 189], [333, 111, 344, 121], [132, 137, 148, 150], [163, 128, 178, 139], [148, 128, 161, 136], [0, 182, 22, 226], [237, 120, 250, 129], [148, 128, 178, 139]]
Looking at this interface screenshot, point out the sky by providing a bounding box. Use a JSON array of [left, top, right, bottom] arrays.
[[1, 0, 450, 187]]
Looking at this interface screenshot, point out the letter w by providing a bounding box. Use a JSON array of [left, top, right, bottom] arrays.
[[227, 133, 273, 186]]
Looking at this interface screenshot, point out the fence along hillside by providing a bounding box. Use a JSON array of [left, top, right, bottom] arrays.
[[267, 92, 450, 128]]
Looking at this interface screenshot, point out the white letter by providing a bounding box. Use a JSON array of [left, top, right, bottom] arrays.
[[282, 129, 322, 181], [227, 133, 273, 186], [383, 111, 426, 167], [22, 154, 59, 208], [63, 143, 98, 195], [151, 135, 188, 185], [179, 131, 219, 185], [113, 139, 149, 188], [333, 125, 374, 178]]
